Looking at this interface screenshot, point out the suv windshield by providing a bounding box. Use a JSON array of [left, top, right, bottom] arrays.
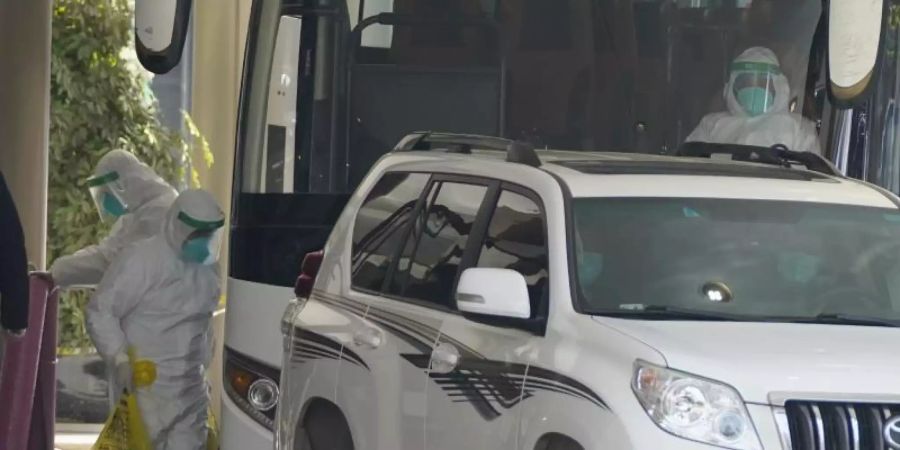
[[573, 197, 900, 323]]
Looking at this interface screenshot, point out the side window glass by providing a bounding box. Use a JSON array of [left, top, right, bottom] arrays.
[[477, 190, 548, 313], [351, 172, 429, 292], [399, 182, 488, 307]]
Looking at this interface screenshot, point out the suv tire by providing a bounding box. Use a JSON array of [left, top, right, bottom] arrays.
[[295, 401, 354, 450], [535, 433, 584, 450]]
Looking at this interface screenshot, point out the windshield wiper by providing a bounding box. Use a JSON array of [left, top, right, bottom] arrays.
[[596, 305, 749, 322], [791, 313, 900, 328]]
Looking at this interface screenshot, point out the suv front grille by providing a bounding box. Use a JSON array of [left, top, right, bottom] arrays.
[[783, 401, 900, 450]]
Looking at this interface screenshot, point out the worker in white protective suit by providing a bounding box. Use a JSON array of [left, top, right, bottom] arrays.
[[50, 150, 177, 287], [87, 189, 224, 450], [686, 47, 821, 154]]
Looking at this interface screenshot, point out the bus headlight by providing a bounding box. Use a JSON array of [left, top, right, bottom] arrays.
[[248, 378, 280, 412], [225, 348, 281, 430], [632, 361, 761, 450]]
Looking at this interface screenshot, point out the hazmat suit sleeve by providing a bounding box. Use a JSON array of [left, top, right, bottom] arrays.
[[685, 114, 719, 144], [50, 216, 131, 288], [85, 243, 151, 360]]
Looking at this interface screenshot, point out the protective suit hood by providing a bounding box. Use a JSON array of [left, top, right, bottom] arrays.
[[93, 150, 176, 210], [163, 189, 226, 259], [724, 47, 792, 117]]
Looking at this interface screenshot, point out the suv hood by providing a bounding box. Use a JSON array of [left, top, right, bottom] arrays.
[[595, 317, 900, 404]]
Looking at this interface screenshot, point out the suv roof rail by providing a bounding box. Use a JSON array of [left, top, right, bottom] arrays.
[[393, 132, 541, 167], [677, 142, 843, 177]]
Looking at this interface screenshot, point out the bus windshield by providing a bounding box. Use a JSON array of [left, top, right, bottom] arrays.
[[345, 0, 823, 163], [234, 0, 835, 286]]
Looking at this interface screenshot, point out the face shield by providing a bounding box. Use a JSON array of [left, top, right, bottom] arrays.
[[87, 171, 130, 222], [173, 211, 225, 265], [730, 61, 780, 117]]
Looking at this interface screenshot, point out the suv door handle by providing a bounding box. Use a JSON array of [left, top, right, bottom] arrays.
[[429, 342, 460, 374], [352, 326, 383, 349]]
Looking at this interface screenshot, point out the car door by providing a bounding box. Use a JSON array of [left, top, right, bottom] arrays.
[[378, 176, 496, 450], [331, 171, 432, 450], [424, 185, 550, 450]]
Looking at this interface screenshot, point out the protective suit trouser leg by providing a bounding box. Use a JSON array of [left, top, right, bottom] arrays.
[[138, 385, 208, 450]]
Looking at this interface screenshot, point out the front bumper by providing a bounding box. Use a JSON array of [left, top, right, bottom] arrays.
[[221, 394, 274, 450]]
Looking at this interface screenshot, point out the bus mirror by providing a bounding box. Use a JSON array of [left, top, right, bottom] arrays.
[[828, 0, 886, 105], [134, 0, 193, 74]]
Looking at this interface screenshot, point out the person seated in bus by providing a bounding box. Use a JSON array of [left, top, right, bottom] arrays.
[[686, 46, 821, 154], [50, 150, 177, 288], [86, 189, 224, 449]]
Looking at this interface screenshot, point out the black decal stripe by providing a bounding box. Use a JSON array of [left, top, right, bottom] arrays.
[[431, 371, 503, 420], [308, 291, 608, 413], [340, 345, 371, 371], [520, 377, 595, 401], [315, 292, 438, 349], [294, 345, 340, 361], [365, 306, 440, 346], [526, 366, 608, 409], [289, 328, 371, 371], [367, 315, 434, 353], [295, 339, 342, 357], [295, 329, 344, 354]]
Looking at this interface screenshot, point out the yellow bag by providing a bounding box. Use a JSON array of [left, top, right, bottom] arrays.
[[91, 391, 153, 450], [93, 349, 220, 450], [92, 396, 220, 450]]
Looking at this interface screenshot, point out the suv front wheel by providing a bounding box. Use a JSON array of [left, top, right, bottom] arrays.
[[294, 400, 354, 450]]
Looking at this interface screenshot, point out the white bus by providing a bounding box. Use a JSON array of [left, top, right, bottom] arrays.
[[135, 0, 900, 448]]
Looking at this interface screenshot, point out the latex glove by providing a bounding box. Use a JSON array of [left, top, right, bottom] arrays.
[[113, 352, 133, 394]]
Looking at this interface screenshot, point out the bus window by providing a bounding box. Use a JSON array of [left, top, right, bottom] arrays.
[[242, 15, 303, 194], [359, 0, 394, 48], [232, 3, 349, 286]]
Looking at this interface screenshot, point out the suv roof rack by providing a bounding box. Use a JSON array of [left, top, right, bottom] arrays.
[[393, 132, 541, 167], [677, 142, 842, 177]]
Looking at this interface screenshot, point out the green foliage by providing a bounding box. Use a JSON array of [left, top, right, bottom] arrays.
[[50, 0, 212, 352]]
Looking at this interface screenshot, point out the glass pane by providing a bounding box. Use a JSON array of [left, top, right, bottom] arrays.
[[242, 15, 302, 193], [400, 182, 487, 307], [351, 172, 430, 291], [347, 0, 823, 154], [477, 190, 548, 312], [573, 197, 900, 321]]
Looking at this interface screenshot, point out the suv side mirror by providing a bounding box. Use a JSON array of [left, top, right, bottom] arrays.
[[456, 268, 531, 319]]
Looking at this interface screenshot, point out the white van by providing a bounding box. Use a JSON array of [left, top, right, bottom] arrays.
[[276, 133, 900, 450]]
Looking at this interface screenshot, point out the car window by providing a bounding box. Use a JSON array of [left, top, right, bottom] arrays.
[[394, 181, 488, 308], [476, 189, 548, 315], [351, 172, 429, 292]]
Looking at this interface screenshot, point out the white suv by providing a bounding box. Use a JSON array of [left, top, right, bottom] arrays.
[[276, 133, 900, 450]]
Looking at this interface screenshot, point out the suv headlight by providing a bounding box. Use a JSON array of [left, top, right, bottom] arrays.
[[632, 361, 761, 450]]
